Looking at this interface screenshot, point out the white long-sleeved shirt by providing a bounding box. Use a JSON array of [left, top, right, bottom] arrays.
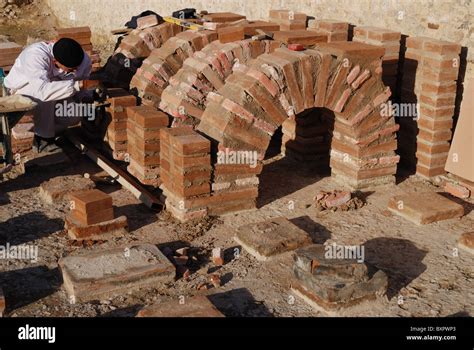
[[4, 41, 91, 102]]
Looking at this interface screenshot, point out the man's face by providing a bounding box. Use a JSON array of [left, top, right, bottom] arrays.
[[53, 60, 78, 73]]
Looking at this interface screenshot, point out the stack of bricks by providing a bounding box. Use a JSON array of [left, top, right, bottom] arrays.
[[269, 10, 307, 30], [104, 89, 137, 160], [11, 116, 34, 154], [160, 128, 212, 221], [0, 41, 21, 72], [126, 105, 169, 186], [130, 30, 217, 108], [69, 189, 114, 226], [55, 27, 101, 71], [115, 22, 182, 60], [401, 37, 461, 178], [353, 26, 402, 99], [307, 19, 349, 42], [160, 39, 282, 128], [281, 108, 333, 166], [210, 153, 261, 215]]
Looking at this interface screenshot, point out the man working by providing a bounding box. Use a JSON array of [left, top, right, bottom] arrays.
[[3, 38, 92, 153]]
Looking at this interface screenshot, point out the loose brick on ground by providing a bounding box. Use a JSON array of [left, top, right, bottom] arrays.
[[234, 217, 312, 261], [388, 192, 464, 225], [137, 295, 224, 317]]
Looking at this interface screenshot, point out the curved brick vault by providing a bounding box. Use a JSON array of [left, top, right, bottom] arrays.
[[198, 42, 400, 189], [159, 41, 401, 221]]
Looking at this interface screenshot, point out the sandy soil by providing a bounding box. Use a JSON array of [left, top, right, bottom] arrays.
[[0, 143, 472, 317]]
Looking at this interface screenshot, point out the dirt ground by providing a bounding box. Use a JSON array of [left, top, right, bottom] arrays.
[[0, 141, 473, 317]]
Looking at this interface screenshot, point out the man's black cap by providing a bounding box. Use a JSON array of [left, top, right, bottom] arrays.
[[53, 38, 84, 68]]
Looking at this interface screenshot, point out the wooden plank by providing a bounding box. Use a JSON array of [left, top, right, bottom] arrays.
[[65, 130, 164, 211]]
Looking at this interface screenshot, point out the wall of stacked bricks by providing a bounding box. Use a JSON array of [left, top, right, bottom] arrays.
[[104, 89, 137, 160], [45, 0, 473, 79], [126, 105, 169, 186], [401, 37, 461, 179]]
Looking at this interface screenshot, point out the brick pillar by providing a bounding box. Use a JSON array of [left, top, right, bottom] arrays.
[[105, 89, 137, 160], [308, 19, 349, 42], [402, 37, 461, 178], [269, 10, 307, 30], [210, 145, 261, 215], [160, 128, 212, 222], [126, 106, 169, 186], [281, 109, 332, 165], [353, 26, 401, 99]]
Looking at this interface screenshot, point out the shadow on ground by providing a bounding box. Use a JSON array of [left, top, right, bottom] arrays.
[[207, 288, 273, 317], [0, 211, 64, 245], [0, 266, 62, 313], [364, 238, 427, 300]]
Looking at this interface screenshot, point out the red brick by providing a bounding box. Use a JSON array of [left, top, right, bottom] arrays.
[[444, 182, 470, 199], [70, 189, 112, 214], [273, 30, 327, 46], [71, 207, 115, 226], [218, 26, 245, 43], [127, 106, 169, 128], [137, 15, 159, 29]]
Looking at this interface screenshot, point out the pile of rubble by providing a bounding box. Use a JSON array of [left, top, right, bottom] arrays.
[[314, 190, 365, 212]]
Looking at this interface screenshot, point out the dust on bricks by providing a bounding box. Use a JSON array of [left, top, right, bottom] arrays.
[[137, 295, 224, 317], [59, 244, 175, 303], [291, 245, 388, 314], [234, 217, 312, 261], [388, 192, 464, 225]]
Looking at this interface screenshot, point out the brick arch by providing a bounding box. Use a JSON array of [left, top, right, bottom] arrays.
[[130, 29, 218, 107], [115, 22, 182, 60], [159, 39, 284, 127], [196, 42, 400, 192]]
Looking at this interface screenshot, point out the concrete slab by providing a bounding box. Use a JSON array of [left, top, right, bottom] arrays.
[[39, 175, 95, 205], [137, 295, 224, 317], [458, 232, 474, 255], [234, 217, 312, 261], [65, 214, 128, 241], [388, 192, 464, 225], [59, 244, 175, 303]]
